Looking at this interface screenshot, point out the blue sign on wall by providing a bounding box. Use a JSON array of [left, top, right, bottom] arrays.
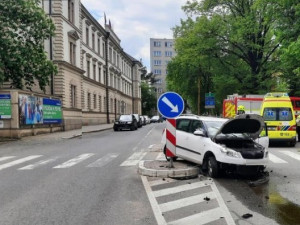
[[157, 92, 184, 119]]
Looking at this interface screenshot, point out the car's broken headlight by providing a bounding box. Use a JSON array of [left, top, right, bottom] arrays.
[[220, 146, 241, 158]]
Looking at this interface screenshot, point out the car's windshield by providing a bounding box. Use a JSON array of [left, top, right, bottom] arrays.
[[119, 115, 132, 121], [204, 120, 227, 137]]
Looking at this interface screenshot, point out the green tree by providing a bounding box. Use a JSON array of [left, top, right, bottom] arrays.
[[141, 82, 156, 116], [167, 0, 300, 113], [0, 0, 57, 91]]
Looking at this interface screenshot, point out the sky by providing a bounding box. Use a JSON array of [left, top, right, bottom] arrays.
[[81, 0, 187, 71]]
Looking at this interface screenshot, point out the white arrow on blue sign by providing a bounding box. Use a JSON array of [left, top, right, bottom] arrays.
[[157, 92, 184, 119]]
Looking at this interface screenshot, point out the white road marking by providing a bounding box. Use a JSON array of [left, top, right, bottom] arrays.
[[148, 144, 154, 149], [141, 176, 167, 225], [18, 158, 57, 170], [87, 153, 119, 167], [0, 156, 15, 162], [0, 155, 42, 171], [168, 207, 225, 225], [279, 151, 300, 161], [153, 181, 207, 198], [120, 151, 147, 166], [159, 192, 216, 213], [148, 178, 178, 187], [53, 154, 94, 168], [210, 180, 236, 225], [268, 153, 288, 163]]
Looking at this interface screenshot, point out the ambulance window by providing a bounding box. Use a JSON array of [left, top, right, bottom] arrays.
[[263, 108, 276, 121], [279, 108, 293, 121]]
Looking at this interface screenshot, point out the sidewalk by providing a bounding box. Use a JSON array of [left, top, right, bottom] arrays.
[[0, 123, 114, 143]]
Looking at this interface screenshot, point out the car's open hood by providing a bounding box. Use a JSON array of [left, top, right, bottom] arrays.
[[214, 114, 265, 139]]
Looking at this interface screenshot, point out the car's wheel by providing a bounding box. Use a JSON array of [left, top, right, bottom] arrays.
[[130, 126, 134, 131], [207, 156, 219, 178], [163, 146, 177, 161], [113, 127, 118, 131], [289, 140, 296, 147]]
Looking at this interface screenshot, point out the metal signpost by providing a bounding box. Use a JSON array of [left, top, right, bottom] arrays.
[[157, 92, 184, 168]]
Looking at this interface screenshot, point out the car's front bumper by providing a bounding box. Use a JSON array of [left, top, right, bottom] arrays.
[[113, 123, 133, 130], [216, 154, 269, 166]]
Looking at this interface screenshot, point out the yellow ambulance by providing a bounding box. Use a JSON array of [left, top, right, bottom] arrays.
[[260, 93, 297, 146]]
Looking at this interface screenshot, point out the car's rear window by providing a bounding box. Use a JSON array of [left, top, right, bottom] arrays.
[[119, 115, 132, 121], [263, 107, 293, 121]]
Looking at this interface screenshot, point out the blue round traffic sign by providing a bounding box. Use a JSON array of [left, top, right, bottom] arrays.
[[157, 92, 184, 119]]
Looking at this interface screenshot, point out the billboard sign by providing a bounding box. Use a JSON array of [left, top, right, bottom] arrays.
[[0, 94, 12, 119], [43, 98, 62, 124], [19, 95, 62, 125]]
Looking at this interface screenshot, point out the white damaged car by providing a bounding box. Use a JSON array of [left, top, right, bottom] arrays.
[[161, 114, 269, 178]]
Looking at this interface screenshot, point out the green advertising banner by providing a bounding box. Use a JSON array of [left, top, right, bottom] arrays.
[[43, 98, 62, 124], [0, 94, 12, 119]]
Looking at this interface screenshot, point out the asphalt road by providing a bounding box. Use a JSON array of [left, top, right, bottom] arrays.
[[0, 123, 163, 225], [1, 123, 300, 225]]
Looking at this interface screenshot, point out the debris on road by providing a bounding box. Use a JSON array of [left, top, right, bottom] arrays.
[[242, 213, 253, 219]]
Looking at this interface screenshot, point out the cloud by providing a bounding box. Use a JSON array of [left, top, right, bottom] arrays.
[[81, 0, 187, 70]]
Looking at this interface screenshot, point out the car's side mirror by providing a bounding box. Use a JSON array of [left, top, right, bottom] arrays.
[[194, 129, 206, 137]]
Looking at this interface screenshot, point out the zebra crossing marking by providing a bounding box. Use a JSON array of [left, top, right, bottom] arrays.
[[18, 158, 57, 170], [279, 151, 300, 161], [159, 192, 217, 213], [0, 155, 42, 171], [87, 153, 119, 167], [268, 153, 288, 163], [120, 151, 147, 166], [168, 207, 225, 225], [153, 182, 207, 198], [0, 156, 15, 163], [53, 153, 94, 168]]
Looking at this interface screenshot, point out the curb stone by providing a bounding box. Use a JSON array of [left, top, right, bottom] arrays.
[[138, 160, 199, 178]]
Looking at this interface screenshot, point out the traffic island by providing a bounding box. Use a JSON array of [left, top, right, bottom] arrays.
[[138, 160, 199, 179]]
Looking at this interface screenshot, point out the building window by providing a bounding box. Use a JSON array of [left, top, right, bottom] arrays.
[[154, 60, 161, 66], [93, 64, 96, 80], [104, 97, 106, 111], [93, 94, 97, 109], [156, 79, 162, 84], [98, 38, 100, 54], [98, 67, 102, 83], [69, 42, 76, 65], [165, 41, 173, 47], [68, 0, 74, 24], [154, 51, 161, 57], [165, 51, 172, 57], [157, 88, 163, 93], [113, 51, 116, 65], [165, 60, 170, 65], [102, 43, 105, 56], [92, 33, 95, 50], [87, 93, 91, 110], [109, 48, 112, 62], [154, 69, 162, 75], [86, 27, 89, 46], [110, 98, 113, 112], [154, 41, 161, 47], [87, 60, 90, 78], [71, 85, 76, 108], [103, 70, 106, 85], [99, 95, 102, 112]]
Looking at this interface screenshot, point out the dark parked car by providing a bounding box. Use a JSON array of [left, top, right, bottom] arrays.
[[113, 114, 137, 131], [133, 114, 142, 128]]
